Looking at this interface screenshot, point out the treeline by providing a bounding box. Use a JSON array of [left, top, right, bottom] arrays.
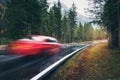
[[88, 0, 120, 49], [74, 23, 107, 42], [0, 0, 106, 43]]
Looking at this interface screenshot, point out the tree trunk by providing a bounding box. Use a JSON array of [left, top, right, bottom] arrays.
[[108, 26, 112, 48], [118, 7, 120, 49]]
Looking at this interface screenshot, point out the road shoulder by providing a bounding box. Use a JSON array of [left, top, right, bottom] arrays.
[[49, 42, 120, 80]]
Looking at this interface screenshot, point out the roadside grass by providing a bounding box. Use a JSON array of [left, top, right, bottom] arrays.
[[49, 43, 120, 80]]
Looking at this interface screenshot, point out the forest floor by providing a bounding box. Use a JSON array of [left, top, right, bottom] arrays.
[[49, 42, 120, 80]]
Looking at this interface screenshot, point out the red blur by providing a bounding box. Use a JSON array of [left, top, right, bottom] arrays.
[[8, 35, 62, 55]]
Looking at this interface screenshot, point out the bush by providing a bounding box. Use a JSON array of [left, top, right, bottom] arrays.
[[0, 38, 11, 45]]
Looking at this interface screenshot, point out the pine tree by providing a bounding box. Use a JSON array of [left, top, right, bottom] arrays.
[[54, 0, 62, 39], [0, 3, 6, 36], [61, 14, 68, 42], [5, 0, 47, 39], [49, 1, 62, 40], [84, 22, 94, 41], [68, 3, 77, 42], [88, 0, 120, 48], [74, 22, 84, 42], [79, 22, 84, 41], [5, 0, 28, 39], [39, 0, 49, 35], [48, 8, 55, 36]]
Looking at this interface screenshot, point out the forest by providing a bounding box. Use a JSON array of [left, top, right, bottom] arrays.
[[0, 0, 106, 44], [88, 0, 120, 49]]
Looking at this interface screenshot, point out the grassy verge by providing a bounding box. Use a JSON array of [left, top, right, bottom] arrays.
[[49, 43, 120, 80]]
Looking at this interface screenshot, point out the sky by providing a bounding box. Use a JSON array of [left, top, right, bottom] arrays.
[[48, 0, 89, 17]]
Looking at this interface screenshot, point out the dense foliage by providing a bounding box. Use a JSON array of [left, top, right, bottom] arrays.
[[0, 3, 6, 36], [0, 0, 106, 44], [88, 0, 120, 48]]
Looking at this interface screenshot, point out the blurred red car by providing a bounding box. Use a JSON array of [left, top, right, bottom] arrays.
[[8, 35, 62, 55]]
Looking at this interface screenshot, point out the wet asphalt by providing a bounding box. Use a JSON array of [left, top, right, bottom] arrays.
[[0, 43, 87, 80]]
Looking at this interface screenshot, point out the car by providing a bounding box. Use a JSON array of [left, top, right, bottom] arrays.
[[8, 35, 62, 55]]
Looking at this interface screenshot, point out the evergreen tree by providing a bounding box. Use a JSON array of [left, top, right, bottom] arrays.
[[39, 0, 49, 35], [89, 23, 94, 40], [0, 3, 6, 36], [61, 14, 68, 42], [48, 8, 55, 36], [25, 0, 42, 34], [49, 1, 62, 40], [84, 22, 94, 41], [5, 0, 47, 40], [74, 22, 84, 41], [5, 0, 28, 39], [88, 0, 120, 48], [68, 3, 77, 42], [94, 28, 107, 40], [79, 22, 84, 41], [84, 23, 88, 41], [54, 0, 62, 39]]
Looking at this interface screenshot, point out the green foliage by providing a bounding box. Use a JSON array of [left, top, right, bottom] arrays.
[[74, 22, 84, 41], [94, 28, 107, 40], [5, 0, 27, 39], [83, 22, 94, 41], [0, 0, 107, 44], [68, 3, 77, 42], [47, 1, 62, 40], [0, 3, 6, 38], [39, 0, 49, 35], [5, 0, 48, 40], [74, 22, 106, 42], [61, 14, 68, 42], [88, 0, 120, 48], [0, 37, 10, 44]]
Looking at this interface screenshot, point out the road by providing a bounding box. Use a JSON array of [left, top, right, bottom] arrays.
[[0, 43, 90, 80]]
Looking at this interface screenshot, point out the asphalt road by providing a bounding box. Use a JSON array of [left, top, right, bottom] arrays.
[[0, 43, 87, 80]]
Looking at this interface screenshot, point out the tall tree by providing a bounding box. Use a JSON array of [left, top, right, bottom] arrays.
[[74, 22, 84, 41], [84, 22, 94, 41], [49, 0, 62, 40], [88, 0, 120, 48], [54, 0, 62, 39], [61, 13, 68, 42], [5, 0, 44, 39], [79, 22, 84, 41], [39, 0, 49, 35], [94, 28, 107, 40], [0, 3, 6, 36], [26, 0, 43, 34], [68, 3, 77, 42], [5, 0, 27, 39], [48, 8, 55, 36]]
